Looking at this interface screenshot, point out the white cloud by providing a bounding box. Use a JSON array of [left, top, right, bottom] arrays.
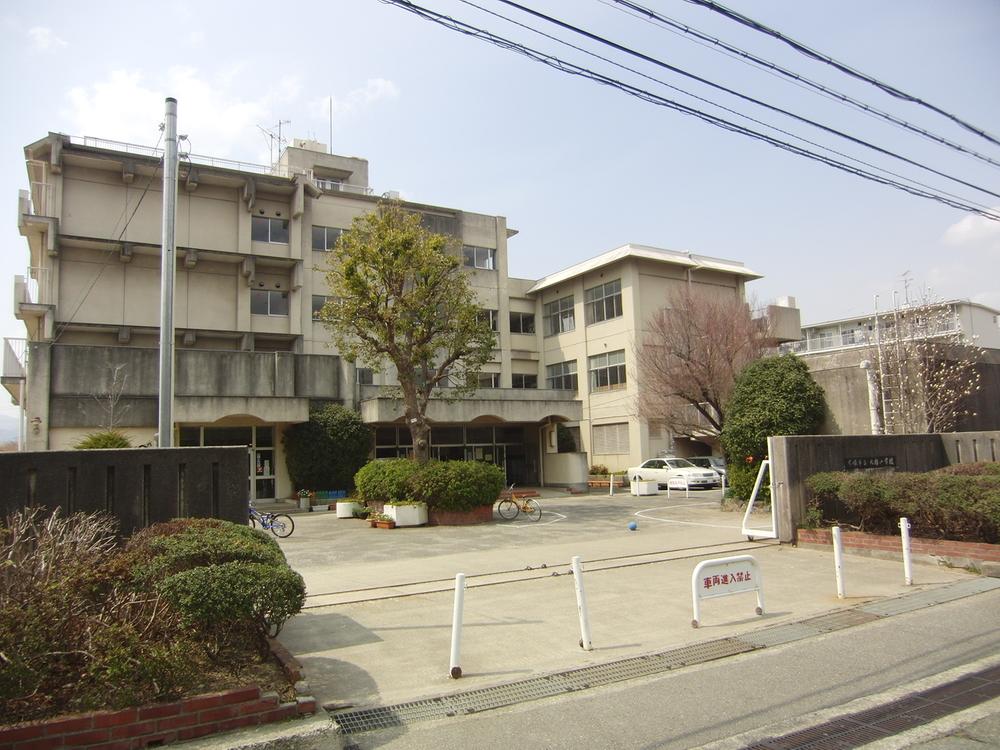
[[310, 78, 400, 121], [942, 209, 1000, 249], [61, 67, 301, 163], [187, 30, 205, 46], [28, 26, 67, 51]]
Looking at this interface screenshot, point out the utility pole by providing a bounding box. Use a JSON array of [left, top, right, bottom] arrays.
[[158, 97, 179, 447]]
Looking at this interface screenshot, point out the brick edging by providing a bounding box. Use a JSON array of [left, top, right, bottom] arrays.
[[0, 640, 316, 750], [797, 528, 1000, 565]]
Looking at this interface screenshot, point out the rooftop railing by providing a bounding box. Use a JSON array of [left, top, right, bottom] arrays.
[[780, 318, 961, 354], [3, 339, 27, 380]]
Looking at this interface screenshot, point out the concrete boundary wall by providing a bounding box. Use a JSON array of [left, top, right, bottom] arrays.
[[0, 446, 249, 535], [770, 431, 1000, 542]]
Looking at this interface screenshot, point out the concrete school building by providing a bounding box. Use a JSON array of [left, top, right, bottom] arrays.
[[8, 132, 762, 499]]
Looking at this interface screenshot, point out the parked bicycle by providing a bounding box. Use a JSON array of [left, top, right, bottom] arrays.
[[496, 484, 542, 522], [249, 502, 295, 538]]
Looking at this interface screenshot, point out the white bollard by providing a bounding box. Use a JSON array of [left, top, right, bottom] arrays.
[[832, 526, 846, 599], [571, 556, 593, 651], [900, 517, 913, 586], [609, 472, 614, 497], [449, 573, 465, 678]]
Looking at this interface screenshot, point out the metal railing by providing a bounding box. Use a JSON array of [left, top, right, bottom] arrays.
[[780, 318, 962, 354], [314, 178, 374, 196], [22, 267, 47, 305], [3, 339, 27, 380], [25, 182, 55, 217]]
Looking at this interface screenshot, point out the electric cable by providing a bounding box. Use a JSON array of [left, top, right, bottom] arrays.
[[605, 0, 1000, 171], [487, 0, 1000, 202], [456, 0, 994, 212], [378, 0, 1000, 221], [680, 0, 1000, 148]]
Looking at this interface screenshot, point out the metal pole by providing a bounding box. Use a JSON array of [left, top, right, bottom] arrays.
[[571, 556, 593, 651], [158, 97, 179, 447], [832, 526, 846, 599], [609, 472, 614, 496], [449, 573, 465, 678], [900, 518, 913, 585]]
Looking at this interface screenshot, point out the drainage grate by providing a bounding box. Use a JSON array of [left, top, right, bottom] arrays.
[[332, 578, 1000, 738], [742, 663, 1000, 749], [858, 577, 1000, 617], [332, 637, 753, 734]]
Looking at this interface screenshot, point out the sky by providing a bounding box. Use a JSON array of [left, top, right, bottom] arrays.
[[1, 0, 998, 419]]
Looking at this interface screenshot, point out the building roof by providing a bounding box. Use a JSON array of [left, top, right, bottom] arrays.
[[800, 299, 1000, 332], [526, 243, 762, 294]]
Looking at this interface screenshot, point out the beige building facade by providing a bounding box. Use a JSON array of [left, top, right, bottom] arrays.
[[7, 133, 761, 497]]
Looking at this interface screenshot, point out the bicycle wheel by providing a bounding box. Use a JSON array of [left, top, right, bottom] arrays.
[[249, 514, 258, 529], [496, 498, 519, 520], [269, 513, 294, 538], [523, 499, 542, 522]]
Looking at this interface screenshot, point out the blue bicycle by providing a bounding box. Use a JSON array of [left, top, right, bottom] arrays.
[[249, 502, 294, 538]]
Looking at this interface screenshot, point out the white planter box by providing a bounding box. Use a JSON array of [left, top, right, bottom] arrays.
[[336, 501, 362, 519], [631, 480, 659, 496], [385, 503, 428, 527]]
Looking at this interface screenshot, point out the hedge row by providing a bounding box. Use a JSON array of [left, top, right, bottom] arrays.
[[354, 458, 506, 512], [805, 463, 1000, 543]]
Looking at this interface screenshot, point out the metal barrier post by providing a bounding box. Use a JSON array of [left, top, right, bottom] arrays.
[[609, 472, 614, 497], [900, 517, 913, 585], [571, 556, 593, 650], [449, 573, 465, 678], [832, 526, 846, 599]]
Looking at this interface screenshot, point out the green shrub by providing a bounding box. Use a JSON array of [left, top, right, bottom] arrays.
[[158, 561, 305, 652], [589, 464, 609, 476], [74, 430, 132, 449], [407, 460, 506, 512], [354, 458, 422, 504], [802, 469, 1000, 542], [932, 462, 1000, 476], [125, 518, 285, 585], [722, 354, 826, 501], [283, 404, 372, 492], [726, 461, 769, 505]]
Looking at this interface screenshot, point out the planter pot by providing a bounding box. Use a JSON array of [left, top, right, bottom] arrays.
[[384, 503, 428, 527], [630, 480, 659, 496], [299, 496, 312, 511], [336, 501, 362, 519], [375, 520, 396, 529]]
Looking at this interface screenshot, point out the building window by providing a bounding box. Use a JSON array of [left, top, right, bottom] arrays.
[[589, 350, 626, 391], [512, 373, 537, 389], [544, 295, 575, 337], [546, 360, 578, 390], [478, 309, 499, 332], [311, 295, 331, 320], [251, 216, 290, 244], [251, 289, 289, 316], [510, 311, 535, 334], [463, 245, 496, 270], [593, 423, 630, 454], [356, 367, 373, 385], [477, 373, 500, 388], [584, 279, 622, 325], [311, 225, 343, 251]]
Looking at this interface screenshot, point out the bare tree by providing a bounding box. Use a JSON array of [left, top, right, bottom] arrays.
[[636, 287, 770, 442], [870, 297, 983, 433], [92, 363, 131, 430]]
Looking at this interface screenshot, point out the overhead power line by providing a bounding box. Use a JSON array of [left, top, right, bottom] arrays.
[[681, 0, 1000, 148], [607, 0, 1000, 171], [377, 0, 1000, 222], [488, 0, 1000, 202], [456, 0, 991, 211]]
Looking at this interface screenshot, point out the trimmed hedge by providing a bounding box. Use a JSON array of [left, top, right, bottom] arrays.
[[805, 466, 1000, 542], [354, 458, 505, 512]]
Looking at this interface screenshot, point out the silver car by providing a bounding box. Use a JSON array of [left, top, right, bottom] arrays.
[[627, 458, 721, 489]]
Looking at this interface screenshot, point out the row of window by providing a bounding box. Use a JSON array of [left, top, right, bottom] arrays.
[[256, 218, 500, 271], [543, 279, 623, 337], [546, 349, 626, 392]]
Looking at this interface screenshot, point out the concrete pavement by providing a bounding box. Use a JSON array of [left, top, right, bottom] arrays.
[[186, 489, 1000, 748]]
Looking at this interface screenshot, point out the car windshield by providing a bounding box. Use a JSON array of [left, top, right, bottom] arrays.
[[666, 459, 695, 469]]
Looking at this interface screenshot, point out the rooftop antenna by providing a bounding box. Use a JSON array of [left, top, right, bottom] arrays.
[[329, 95, 333, 154], [256, 120, 291, 171]]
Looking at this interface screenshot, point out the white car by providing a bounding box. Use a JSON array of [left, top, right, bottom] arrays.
[[627, 458, 722, 489]]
